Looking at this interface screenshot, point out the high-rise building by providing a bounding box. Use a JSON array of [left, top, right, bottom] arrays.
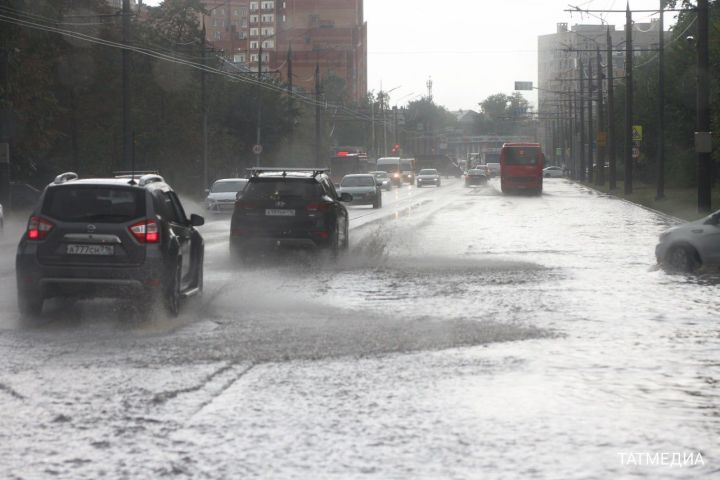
[[277, 0, 367, 103], [537, 21, 670, 159], [200, 1, 251, 65], [200, 0, 366, 103]]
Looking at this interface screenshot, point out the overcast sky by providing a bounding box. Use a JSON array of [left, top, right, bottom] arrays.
[[144, 0, 675, 111]]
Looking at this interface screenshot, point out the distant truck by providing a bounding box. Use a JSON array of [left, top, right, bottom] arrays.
[[330, 147, 370, 185]]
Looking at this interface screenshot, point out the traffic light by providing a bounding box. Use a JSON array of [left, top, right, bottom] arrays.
[[391, 144, 401, 155]]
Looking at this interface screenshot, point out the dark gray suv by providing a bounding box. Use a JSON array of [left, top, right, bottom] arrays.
[[16, 172, 205, 317]]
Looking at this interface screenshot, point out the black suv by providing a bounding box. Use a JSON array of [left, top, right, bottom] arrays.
[[16, 172, 205, 317], [229, 168, 352, 259]]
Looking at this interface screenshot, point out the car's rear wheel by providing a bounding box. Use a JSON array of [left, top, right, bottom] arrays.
[[164, 261, 181, 316], [18, 291, 43, 318], [666, 244, 700, 273]]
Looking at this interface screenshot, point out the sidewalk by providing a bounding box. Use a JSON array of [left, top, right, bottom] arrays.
[[579, 180, 720, 221]]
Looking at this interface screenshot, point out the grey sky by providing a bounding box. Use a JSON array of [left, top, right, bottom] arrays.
[[144, 0, 676, 111]]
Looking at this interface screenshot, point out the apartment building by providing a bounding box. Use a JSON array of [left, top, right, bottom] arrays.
[[537, 21, 671, 158], [277, 0, 367, 103]]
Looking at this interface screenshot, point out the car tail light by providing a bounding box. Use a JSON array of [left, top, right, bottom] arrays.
[[27, 216, 54, 240], [129, 219, 160, 244], [306, 203, 332, 212], [313, 231, 329, 239]]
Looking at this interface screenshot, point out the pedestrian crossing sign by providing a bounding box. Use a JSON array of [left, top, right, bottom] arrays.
[[632, 125, 643, 142]]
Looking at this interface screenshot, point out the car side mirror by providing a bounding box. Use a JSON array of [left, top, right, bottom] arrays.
[[190, 213, 205, 227], [340, 192, 353, 202], [706, 213, 720, 225]]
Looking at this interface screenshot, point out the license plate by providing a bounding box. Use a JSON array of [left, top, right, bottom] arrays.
[[66, 244, 114, 256], [265, 209, 295, 217]]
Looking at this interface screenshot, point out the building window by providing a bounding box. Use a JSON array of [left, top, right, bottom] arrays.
[[262, 40, 274, 49], [214, 31, 221, 40], [250, 54, 258, 62], [250, 2, 259, 11], [261, 1, 275, 9], [250, 41, 259, 49], [250, 28, 259, 36], [234, 53, 246, 63], [250, 15, 259, 23], [261, 14, 274, 23], [262, 27, 274, 36]]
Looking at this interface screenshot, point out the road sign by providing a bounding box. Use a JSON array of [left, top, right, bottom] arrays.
[[252, 144, 263, 155], [632, 147, 640, 159], [597, 131, 607, 148], [632, 125, 643, 142], [514, 81, 533, 91]]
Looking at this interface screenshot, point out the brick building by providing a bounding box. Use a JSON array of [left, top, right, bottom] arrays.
[[200, 0, 366, 103], [276, 0, 367, 103]]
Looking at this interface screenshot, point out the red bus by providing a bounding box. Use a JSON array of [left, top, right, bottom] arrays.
[[500, 143, 545, 195]]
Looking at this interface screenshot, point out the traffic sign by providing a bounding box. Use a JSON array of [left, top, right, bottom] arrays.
[[252, 144, 263, 155], [632, 125, 643, 142], [514, 81, 533, 91]]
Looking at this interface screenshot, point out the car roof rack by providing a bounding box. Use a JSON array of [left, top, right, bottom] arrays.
[[53, 172, 79, 184], [113, 170, 160, 178], [247, 167, 328, 178]]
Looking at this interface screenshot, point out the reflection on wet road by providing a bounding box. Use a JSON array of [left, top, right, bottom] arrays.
[[0, 178, 717, 478]]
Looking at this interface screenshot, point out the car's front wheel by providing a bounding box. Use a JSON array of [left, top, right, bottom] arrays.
[[666, 244, 701, 273]]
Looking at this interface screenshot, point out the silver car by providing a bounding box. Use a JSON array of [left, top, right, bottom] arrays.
[[337, 174, 382, 209], [416, 169, 441, 187], [369, 171, 393, 191], [656, 210, 720, 272], [206, 178, 248, 213]]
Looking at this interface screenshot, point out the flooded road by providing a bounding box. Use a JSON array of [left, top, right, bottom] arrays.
[[0, 179, 717, 479]]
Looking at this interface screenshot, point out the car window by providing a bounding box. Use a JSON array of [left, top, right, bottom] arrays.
[[42, 186, 145, 223], [341, 176, 375, 187], [243, 179, 323, 201], [504, 147, 540, 165]]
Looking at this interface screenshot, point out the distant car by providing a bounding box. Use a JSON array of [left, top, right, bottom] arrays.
[[369, 171, 393, 191], [229, 168, 351, 259], [464, 169, 488, 187], [338, 174, 382, 208], [656, 209, 720, 273], [543, 166, 564, 178], [206, 178, 248, 213], [416, 169, 441, 188], [16, 172, 205, 317], [486, 162, 500, 178]]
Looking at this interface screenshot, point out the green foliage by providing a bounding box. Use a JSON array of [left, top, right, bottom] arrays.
[[1, 0, 300, 193]]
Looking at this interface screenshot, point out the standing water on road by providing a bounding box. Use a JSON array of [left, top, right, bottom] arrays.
[[0, 179, 717, 479]]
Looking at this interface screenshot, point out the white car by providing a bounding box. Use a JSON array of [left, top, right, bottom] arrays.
[[655, 210, 720, 272], [206, 178, 248, 213], [543, 166, 565, 178], [485, 163, 500, 178]]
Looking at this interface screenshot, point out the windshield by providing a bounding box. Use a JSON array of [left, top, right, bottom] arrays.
[[341, 176, 375, 187], [376, 161, 400, 173], [372, 172, 388, 179], [504, 147, 540, 165], [211, 180, 247, 193], [418, 169, 437, 175]]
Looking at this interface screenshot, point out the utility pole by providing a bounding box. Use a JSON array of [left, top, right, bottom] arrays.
[[256, 43, 262, 167], [287, 44, 293, 103], [0, 48, 9, 208], [579, 57, 586, 183], [607, 27, 617, 191], [122, 0, 131, 170], [381, 90, 387, 156], [315, 61, 321, 166], [624, 3, 634, 194], [393, 106, 399, 145], [697, 0, 712, 212], [596, 46, 605, 186], [201, 19, 208, 191], [656, 0, 665, 199], [587, 60, 594, 184], [570, 92, 576, 179]]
